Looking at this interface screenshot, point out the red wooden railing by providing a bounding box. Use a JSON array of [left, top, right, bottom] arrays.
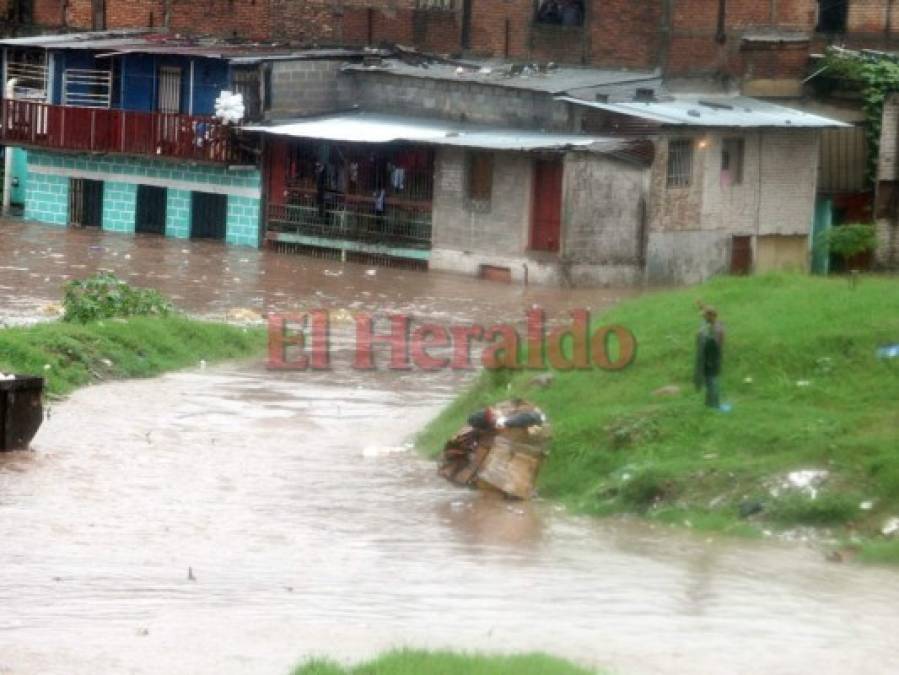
[[0, 99, 252, 165]]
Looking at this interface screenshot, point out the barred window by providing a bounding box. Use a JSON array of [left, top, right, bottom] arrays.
[[467, 152, 494, 203], [416, 0, 455, 9], [667, 139, 694, 189], [721, 138, 745, 186]]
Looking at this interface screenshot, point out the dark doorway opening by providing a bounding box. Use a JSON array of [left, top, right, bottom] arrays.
[[191, 192, 227, 240], [135, 185, 167, 235], [730, 235, 753, 275], [817, 0, 848, 33], [530, 159, 563, 252], [69, 179, 104, 227]]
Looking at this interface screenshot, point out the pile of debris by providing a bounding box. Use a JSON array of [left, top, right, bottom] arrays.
[[439, 400, 550, 500]]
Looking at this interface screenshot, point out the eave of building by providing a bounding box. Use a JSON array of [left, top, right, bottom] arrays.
[[558, 95, 850, 129]]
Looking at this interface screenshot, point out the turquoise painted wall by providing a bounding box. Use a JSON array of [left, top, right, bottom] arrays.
[[25, 151, 262, 247], [102, 182, 137, 233], [24, 172, 69, 226], [11, 148, 28, 205], [226, 195, 262, 247], [166, 189, 191, 239]]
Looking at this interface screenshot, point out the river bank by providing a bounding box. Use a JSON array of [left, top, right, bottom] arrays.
[[0, 316, 265, 397], [418, 274, 899, 563]]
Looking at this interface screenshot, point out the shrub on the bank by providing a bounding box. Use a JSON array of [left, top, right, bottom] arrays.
[[63, 272, 174, 323]]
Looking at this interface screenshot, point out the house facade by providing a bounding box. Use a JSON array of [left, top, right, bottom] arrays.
[[0, 31, 370, 245], [249, 59, 842, 284]]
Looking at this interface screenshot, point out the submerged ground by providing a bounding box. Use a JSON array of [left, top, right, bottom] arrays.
[[1, 221, 899, 675]]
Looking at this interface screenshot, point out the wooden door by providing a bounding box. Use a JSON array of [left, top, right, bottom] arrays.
[[135, 185, 167, 235], [730, 235, 753, 275], [530, 159, 563, 252], [190, 192, 227, 240]]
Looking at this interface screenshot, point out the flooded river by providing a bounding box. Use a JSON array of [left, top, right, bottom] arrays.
[[2, 221, 898, 674]]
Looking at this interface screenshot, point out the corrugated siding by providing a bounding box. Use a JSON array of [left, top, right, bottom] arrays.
[[819, 126, 867, 193]]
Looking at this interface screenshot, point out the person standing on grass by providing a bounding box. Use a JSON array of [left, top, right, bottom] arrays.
[[694, 303, 725, 409]]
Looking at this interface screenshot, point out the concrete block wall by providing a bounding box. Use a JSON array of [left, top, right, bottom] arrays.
[[269, 60, 346, 117], [344, 71, 571, 131], [166, 189, 191, 239], [24, 151, 262, 247], [226, 196, 262, 247], [24, 172, 69, 226], [101, 182, 137, 233]]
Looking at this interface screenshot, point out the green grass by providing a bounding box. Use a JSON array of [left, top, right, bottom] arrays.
[[0, 316, 266, 397], [291, 649, 598, 675], [417, 273, 899, 552]]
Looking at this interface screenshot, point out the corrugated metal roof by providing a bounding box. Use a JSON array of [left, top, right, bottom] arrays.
[[559, 95, 849, 128], [244, 112, 628, 152], [342, 60, 659, 95]]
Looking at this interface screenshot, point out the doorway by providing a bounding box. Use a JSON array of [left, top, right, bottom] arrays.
[[190, 192, 227, 240], [135, 185, 167, 235], [69, 179, 104, 227], [730, 235, 753, 275], [530, 159, 563, 252]]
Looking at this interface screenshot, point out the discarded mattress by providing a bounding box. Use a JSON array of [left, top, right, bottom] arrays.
[[438, 400, 550, 500]]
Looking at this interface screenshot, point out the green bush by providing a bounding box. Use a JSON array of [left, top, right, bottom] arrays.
[[63, 272, 174, 323], [823, 223, 878, 265]]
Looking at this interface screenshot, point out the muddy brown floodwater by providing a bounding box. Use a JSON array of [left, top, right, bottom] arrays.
[[2, 221, 899, 675]]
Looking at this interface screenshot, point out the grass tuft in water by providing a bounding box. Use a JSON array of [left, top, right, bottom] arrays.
[[290, 649, 599, 675]]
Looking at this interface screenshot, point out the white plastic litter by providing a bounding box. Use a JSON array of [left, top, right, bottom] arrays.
[[214, 91, 245, 125], [882, 517, 899, 537], [0, 372, 16, 381]]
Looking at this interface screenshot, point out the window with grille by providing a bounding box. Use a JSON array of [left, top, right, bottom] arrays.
[[416, 0, 455, 9], [467, 152, 494, 203], [232, 67, 261, 121], [157, 66, 182, 114], [667, 139, 694, 189], [721, 138, 744, 186]]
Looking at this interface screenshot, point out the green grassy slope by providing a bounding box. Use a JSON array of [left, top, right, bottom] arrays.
[[0, 317, 265, 397], [418, 274, 899, 558]]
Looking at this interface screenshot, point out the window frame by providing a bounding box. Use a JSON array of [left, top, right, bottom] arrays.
[[721, 137, 745, 186], [466, 151, 494, 206], [666, 138, 694, 189]]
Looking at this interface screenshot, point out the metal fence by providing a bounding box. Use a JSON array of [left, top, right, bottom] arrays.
[[267, 200, 432, 249]]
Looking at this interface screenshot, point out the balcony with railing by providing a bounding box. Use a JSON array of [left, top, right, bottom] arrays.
[[0, 99, 253, 165]]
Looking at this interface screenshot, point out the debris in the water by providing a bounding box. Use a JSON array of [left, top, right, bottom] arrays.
[[136, 627, 149, 636], [225, 307, 262, 323], [365, 269, 377, 277], [324, 269, 343, 277], [187, 567, 196, 581], [439, 400, 550, 500], [41, 303, 64, 316], [529, 373, 555, 389]]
